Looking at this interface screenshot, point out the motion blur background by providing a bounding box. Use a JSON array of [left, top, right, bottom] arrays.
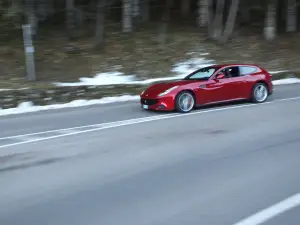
[[0, 0, 300, 105]]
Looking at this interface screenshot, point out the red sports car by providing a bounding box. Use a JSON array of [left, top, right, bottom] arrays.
[[140, 64, 273, 113]]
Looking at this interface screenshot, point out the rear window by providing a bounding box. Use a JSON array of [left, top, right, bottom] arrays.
[[239, 66, 258, 76]]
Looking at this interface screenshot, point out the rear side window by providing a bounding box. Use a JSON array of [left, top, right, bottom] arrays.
[[239, 66, 258, 76]]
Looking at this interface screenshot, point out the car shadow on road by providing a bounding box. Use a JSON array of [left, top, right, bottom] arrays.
[[194, 96, 275, 112], [141, 96, 275, 114], [141, 100, 252, 115], [194, 100, 250, 111]]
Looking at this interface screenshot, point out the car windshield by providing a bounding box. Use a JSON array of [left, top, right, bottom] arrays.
[[183, 66, 219, 81]]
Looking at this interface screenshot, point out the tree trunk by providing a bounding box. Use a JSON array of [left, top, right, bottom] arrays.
[[158, 0, 173, 46], [140, 0, 149, 22], [264, 1, 277, 41], [95, 0, 106, 50], [122, 0, 132, 32], [240, 0, 250, 24], [286, 0, 297, 32], [132, 0, 140, 17], [66, 0, 75, 38], [132, 0, 140, 29], [36, 0, 48, 22], [198, 0, 209, 27], [219, 0, 240, 44], [212, 0, 225, 40], [207, 0, 214, 37], [181, 0, 190, 17]]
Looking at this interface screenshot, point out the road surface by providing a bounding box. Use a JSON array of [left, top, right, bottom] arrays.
[[0, 84, 300, 225]]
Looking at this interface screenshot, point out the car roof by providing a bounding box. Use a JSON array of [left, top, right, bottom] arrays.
[[214, 63, 261, 68]]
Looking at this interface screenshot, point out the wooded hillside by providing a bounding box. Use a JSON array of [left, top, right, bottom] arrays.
[[1, 0, 299, 43], [0, 0, 300, 87]]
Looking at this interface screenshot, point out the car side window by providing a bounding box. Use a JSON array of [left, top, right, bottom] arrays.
[[220, 66, 240, 78], [239, 66, 258, 76]]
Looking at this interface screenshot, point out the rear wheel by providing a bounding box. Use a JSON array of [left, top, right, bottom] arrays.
[[251, 83, 268, 103], [175, 91, 195, 113]]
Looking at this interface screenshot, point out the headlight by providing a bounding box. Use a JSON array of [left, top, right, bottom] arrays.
[[158, 86, 179, 97], [140, 90, 145, 95]]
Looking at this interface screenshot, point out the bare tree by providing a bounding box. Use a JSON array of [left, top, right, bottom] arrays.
[[66, 0, 75, 38], [140, 0, 149, 22], [211, 0, 225, 40], [264, 0, 277, 41], [181, 0, 190, 17], [286, 0, 297, 32], [132, 0, 140, 18], [158, 0, 173, 46], [36, 0, 48, 22], [95, 0, 106, 50], [198, 0, 209, 27], [132, 0, 140, 30], [219, 0, 240, 44], [207, 0, 214, 37], [239, 0, 250, 24], [122, 0, 132, 32]]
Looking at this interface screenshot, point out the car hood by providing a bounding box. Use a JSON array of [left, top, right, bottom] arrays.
[[143, 80, 197, 97]]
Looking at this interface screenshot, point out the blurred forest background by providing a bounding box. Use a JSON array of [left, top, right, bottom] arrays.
[[0, 0, 300, 88]]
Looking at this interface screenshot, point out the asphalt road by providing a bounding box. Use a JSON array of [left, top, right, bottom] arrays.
[[0, 83, 300, 225], [1, 83, 300, 137]]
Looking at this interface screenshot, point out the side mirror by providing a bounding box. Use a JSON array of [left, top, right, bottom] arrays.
[[215, 73, 225, 80]]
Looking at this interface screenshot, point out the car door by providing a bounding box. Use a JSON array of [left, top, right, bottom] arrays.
[[186, 67, 220, 105], [193, 80, 216, 105], [238, 65, 260, 98], [206, 66, 246, 103]]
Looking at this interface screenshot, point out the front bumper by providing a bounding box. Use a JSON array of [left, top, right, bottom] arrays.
[[140, 96, 175, 111]]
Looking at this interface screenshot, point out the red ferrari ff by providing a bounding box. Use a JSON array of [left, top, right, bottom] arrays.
[[140, 64, 273, 113]]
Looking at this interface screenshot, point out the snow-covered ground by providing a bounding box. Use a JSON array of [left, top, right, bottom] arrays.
[[272, 78, 300, 85], [54, 58, 216, 86], [54, 58, 289, 87], [1, 57, 300, 116], [0, 95, 140, 116], [1, 78, 300, 117]]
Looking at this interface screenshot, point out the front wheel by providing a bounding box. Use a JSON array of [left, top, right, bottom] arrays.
[[175, 91, 195, 113], [251, 83, 268, 103]]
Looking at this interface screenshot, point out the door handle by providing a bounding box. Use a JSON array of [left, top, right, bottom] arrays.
[[199, 85, 206, 89]]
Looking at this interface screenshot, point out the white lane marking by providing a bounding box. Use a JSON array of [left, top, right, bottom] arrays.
[[0, 96, 300, 151], [14, 136, 39, 142], [232, 193, 300, 225], [0, 114, 171, 141]]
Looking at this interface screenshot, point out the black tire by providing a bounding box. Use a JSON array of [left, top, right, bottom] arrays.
[[175, 91, 195, 113], [251, 82, 268, 103]]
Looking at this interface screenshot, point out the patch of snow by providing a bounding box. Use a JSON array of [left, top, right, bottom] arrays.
[[186, 52, 210, 56], [0, 95, 139, 116], [0, 88, 32, 92], [55, 72, 136, 87], [273, 78, 300, 85], [53, 56, 292, 88], [0, 53, 295, 91], [54, 57, 216, 87], [171, 58, 216, 76], [269, 70, 289, 74]]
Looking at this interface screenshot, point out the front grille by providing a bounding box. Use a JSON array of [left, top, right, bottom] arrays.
[[140, 98, 158, 106]]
